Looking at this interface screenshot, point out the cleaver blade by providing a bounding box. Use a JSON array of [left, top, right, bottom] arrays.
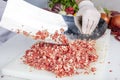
[[62, 15, 108, 40]]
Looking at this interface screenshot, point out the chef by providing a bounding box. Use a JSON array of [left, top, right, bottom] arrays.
[[0, 0, 100, 45]]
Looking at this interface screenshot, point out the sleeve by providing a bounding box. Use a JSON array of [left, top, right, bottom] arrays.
[[3, 0, 8, 2]]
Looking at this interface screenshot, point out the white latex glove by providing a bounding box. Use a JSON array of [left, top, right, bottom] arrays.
[[74, 0, 100, 34]]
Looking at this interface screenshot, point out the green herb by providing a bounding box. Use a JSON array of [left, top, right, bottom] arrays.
[[48, 0, 79, 14], [103, 8, 110, 16]]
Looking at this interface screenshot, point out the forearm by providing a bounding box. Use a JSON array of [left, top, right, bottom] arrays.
[[76, 0, 94, 9], [76, 0, 91, 4]]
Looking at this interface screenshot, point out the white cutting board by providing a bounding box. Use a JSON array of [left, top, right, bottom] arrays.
[[0, 30, 110, 80]]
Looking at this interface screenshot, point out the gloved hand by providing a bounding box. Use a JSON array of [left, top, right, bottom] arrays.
[[74, 0, 100, 34]]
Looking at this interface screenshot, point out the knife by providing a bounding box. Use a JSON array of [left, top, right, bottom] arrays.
[[62, 15, 108, 40], [0, 0, 107, 43]]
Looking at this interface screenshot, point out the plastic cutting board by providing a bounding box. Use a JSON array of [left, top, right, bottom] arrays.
[[0, 30, 110, 80]]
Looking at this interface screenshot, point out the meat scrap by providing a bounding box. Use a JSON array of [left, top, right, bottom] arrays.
[[34, 30, 49, 40], [22, 29, 98, 77]]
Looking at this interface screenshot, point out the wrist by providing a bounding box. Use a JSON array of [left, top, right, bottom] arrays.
[[78, 0, 94, 9], [76, 0, 84, 4]]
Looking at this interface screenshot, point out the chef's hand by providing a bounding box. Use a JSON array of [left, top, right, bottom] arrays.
[[74, 0, 100, 34]]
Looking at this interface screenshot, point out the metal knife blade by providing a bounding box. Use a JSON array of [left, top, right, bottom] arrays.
[[62, 15, 108, 40]]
